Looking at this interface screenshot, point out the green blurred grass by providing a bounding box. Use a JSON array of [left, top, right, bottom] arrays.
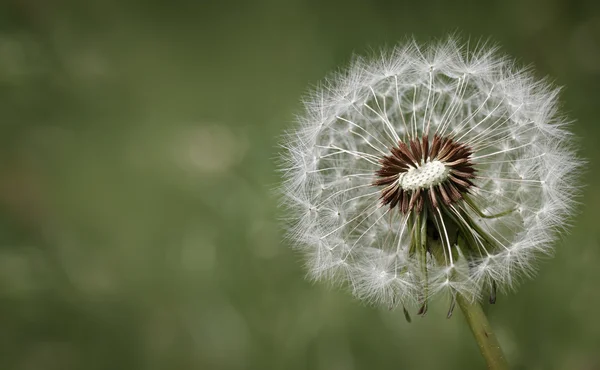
[[1, 0, 600, 369]]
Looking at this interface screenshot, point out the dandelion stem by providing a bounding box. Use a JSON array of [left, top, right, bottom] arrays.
[[426, 217, 508, 369], [456, 293, 509, 370]]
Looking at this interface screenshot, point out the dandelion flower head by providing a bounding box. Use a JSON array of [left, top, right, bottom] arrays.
[[279, 39, 580, 313]]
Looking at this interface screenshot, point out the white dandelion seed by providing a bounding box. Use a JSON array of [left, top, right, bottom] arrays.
[[278, 38, 581, 315]]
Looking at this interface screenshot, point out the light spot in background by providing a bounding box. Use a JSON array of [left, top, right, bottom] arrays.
[[317, 336, 354, 370], [0, 250, 39, 296], [173, 124, 249, 176], [247, 218, 279, 259], [571, 18, 600, 74], [74, 262, 116, 297], [188, 301, 249, 368], [0, 36, 25, 76], [142, 307, 179, 358], [496, 327, 517, 363], [561, 349, 599, 370], [180, 229, 216, 274], [65, 49, 110, 80], [0, 32, 112, 89], [0, 34, 43, 81], [18, 341, 79, 370], [51, 233, 119, 298], [515, 0, 557, 33]]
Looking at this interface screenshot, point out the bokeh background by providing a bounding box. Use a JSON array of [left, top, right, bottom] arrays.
[[1, 0, 599, 369]]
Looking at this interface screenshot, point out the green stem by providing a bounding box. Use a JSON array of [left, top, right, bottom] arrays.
[[422, 209, 509, 369], [456, 294, 509, 370]]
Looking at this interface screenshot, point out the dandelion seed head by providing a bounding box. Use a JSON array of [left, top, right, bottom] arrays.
[[278, 38, 581, 311]]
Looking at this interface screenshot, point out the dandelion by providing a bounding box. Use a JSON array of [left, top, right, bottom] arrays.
[[278, 38, 580, 368]]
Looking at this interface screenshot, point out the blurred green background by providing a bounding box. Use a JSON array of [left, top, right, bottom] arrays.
[[1, 0, 599, 369]]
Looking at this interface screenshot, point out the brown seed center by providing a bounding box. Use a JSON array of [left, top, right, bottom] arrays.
[[373, 135, 476, 214]]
